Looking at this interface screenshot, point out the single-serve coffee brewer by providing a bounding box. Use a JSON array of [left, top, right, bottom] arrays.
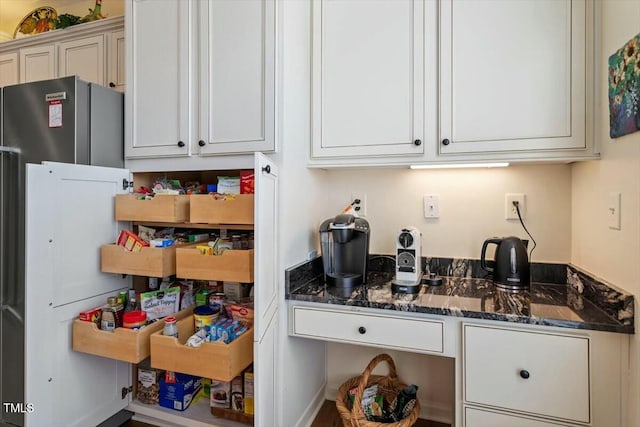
[[319, 214, 370, 288]]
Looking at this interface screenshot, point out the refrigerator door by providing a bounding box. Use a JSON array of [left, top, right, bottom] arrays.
[[24, 162, 131, 427]]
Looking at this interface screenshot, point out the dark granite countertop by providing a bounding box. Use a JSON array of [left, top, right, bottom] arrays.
[[285, 257, 634, 334]]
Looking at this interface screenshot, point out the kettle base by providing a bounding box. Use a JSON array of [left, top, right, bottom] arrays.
[[493, 281, 530, 291], [326, 273, 364, 288]]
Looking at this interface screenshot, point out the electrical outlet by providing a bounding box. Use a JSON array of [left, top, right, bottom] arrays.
[[505, 193, 526, 220], [350, 193, 367, 217]]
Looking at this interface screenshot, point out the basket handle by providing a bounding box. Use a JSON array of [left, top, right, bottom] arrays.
[[351, 353, 399, 419]]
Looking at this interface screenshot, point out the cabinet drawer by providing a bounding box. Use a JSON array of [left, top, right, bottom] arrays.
[[463, 324, 590, 423], [72, 306, 193, 363], [115, 194, 190, 222], [464, 406, 572, 427], [189, 194, 254, 224], [150, 315, 253, 382], [101, 244, 176, 277], [176, 246, 254, 282], [292, 307, 444, 353]]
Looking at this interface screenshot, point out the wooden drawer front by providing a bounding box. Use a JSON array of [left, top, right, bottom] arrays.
[[464, 407, 572, 427], [101, 244, 176, 277], [150, 315, 253, 381], [72, 306, 192, 363], [189, 194, 254, 224], [293, 307, 444, 353], [176, 247, 254, 282], [115, 194, 189, 222], [464, 325, 590, 423]]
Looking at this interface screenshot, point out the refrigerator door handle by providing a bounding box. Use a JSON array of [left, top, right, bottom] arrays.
[[1, 304, 23, 324], [0, 147, 21, 154]]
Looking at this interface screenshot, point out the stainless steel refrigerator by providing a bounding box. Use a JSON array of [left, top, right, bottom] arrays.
[[0, 76, 123, 426]]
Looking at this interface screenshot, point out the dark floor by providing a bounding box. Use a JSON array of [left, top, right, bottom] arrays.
[[120, 400, 451, 427]]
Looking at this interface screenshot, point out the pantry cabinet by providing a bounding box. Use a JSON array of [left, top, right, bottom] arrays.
[[0, 16, 124, 87], [310, 0, 427, 159], [125, 0, 276, 159], [24, 154, 278, 426]]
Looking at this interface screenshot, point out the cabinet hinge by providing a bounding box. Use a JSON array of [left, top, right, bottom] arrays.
[[122, 179, 134, 191], [121, 386, 133, 399]]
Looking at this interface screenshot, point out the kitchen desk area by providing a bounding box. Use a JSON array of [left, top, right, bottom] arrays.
[[286, 256, 633, 427]]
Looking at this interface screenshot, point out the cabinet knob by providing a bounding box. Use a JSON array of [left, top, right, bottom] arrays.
[[262, 165, 271, 174], [442, 138, 450, 146], [358, 326, 366, 334], [109, 82, 116, 88], [413, 139, 422, 146], [519, 370, 530, 379], [177, 141, 185, 148], [198, 140, 206, 147]]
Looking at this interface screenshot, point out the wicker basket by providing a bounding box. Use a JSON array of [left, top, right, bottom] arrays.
[[336, 353, 420, 427]]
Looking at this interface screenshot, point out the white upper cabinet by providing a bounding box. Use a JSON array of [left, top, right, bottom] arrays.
[[125, 0, 192, 159], [58, 35, 105, 86], [20, 44, 56, 83], [439, 0, 588, 155], [197, 0, 276, 155], [311, 0, 426, 159], [0, 52, 19, 86], [108, 30, 125, 92], [126, 0, 276, 159]]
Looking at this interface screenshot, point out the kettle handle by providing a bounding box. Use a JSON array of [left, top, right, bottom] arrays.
[[480, 238, 502, 272]]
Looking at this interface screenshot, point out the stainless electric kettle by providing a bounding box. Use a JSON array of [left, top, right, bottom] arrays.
[[480, 236, 530, 290]]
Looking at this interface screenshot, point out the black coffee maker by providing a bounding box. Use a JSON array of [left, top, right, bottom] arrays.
[[319, 214, 370, 288]]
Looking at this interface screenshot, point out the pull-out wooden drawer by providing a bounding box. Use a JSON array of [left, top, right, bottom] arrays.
[[292, 307, 444, 353], [72, 306, 193, 363], [463, 324, 590, 423], [101, 244, 176, 277], [115, 194, 190, 222], [150, 315, 253, 382], [464, 406, 573, 427], [176, 246, 254, 282], [189, 194, 254, 224]]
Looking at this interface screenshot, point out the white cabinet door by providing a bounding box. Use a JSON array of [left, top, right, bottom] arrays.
[[58, 35, 106, 86], [19, 44, 56, 83], [0, 52, 18, 86], [439, 0, 586, 154], [25, 162, 131, 427], [108, 30, 126, 92], [197, 0, 276, 155], [311, 0, 425, 158], [254, 312, 277, 427], [254, 152, 278, 342], [125, 0, 192, 158]]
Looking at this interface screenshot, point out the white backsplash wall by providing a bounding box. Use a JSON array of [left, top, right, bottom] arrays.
[[326, 164, 572, 263]]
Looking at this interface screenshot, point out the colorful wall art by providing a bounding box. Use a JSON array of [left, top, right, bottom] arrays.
[[608, 33, 640, 138]]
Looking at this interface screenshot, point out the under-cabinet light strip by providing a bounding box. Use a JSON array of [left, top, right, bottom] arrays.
[[409, 162, 510, 170]]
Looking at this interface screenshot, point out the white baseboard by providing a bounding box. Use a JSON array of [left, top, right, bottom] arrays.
[[294, 382, 327, 427], [325, 384, 453, 425]]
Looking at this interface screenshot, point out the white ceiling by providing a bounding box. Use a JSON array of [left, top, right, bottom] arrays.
[[0, 0, 124, 40]]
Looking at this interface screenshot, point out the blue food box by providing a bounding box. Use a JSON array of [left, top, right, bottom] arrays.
[[159, 373, 202, 411]]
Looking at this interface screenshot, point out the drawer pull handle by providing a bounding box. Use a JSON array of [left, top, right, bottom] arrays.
[[519, 370, 530, 379], [358, 326, 366, 334]]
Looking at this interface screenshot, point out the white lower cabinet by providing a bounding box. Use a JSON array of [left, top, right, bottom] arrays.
[[464, 406, 573, 427], [463, 324, 590, 424], [291, 306, 444, 354]]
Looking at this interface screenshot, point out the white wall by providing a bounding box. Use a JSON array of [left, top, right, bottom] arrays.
[[277, 1, 331, 426], [325, 164, 572, 263], [571, 1, 640, 426]]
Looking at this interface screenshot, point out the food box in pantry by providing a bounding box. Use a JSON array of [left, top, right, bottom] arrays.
[[150, 315, 253, 382], [101, 244, 177, 278], [189, 194, 254, 224], [159, 372, 202, 412], [115, 194, 190, 222], [176, 246, 254, 282]]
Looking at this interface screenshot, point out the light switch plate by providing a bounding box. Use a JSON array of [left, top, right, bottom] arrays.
[[608, 192, 621, 230]]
